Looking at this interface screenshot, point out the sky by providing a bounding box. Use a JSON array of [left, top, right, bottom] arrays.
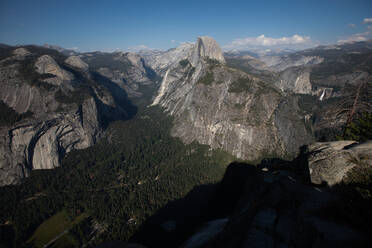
[[0, 0, 372, 52]]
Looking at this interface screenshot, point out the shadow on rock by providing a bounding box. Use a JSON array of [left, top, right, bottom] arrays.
[[129, 141, 372, 248], [130, 183, 218, 248], [204, 161, 370, 248], [91, 72, 138, 127]]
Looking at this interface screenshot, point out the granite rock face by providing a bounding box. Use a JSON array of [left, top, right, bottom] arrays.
[[151, 37, 313, 161], [277, 66, 312, 94], [191, 36, 226, 65], [308, 141, 372, 186], [0, 97, 101, 185], [0, 46, 131, 186], [12, 47, 31, 57], [35, 55, 74, 82], [64, 55, 89, 71]]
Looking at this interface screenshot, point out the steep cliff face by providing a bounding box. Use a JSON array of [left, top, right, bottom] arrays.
[[277, 66, 312, 94], [0, 45, 132, 186], [151, 37, 313, 161], [190, 36, 226, 65], [0, 97, 101, 185]]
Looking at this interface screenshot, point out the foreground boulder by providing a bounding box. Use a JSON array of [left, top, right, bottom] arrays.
[[308, 140, 372, 186], [183, 161, 369, 248]]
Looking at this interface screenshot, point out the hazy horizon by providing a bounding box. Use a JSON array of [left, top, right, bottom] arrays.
[[1, 0, 372, 52]]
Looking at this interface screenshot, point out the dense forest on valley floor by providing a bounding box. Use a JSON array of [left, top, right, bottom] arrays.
[[0, 106, 234, 248]]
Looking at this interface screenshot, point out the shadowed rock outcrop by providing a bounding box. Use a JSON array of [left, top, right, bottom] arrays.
[[183, 159, 369, 248]]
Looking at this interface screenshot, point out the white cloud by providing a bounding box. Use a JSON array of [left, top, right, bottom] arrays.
[[223, 34, 313, 51], [338, 35, 368, 44], [179, 41, 194, 45], [338, 18, 372, 44], [127, 44, 152, 52], [348, 23, 356, 28], [363, 18, 372, 24], [68, 46, 79, 51], [98, 47, 124, 53], [171, 40, 175, 43]]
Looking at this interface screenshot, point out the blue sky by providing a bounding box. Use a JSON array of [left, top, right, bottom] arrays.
[[0, 0, 371, 51]]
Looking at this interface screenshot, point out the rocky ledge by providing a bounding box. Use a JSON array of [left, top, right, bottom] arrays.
[[182, 140, 372, 248]]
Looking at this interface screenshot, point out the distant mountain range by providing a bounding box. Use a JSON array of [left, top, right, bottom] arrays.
[[0, 37, 371, 186]]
